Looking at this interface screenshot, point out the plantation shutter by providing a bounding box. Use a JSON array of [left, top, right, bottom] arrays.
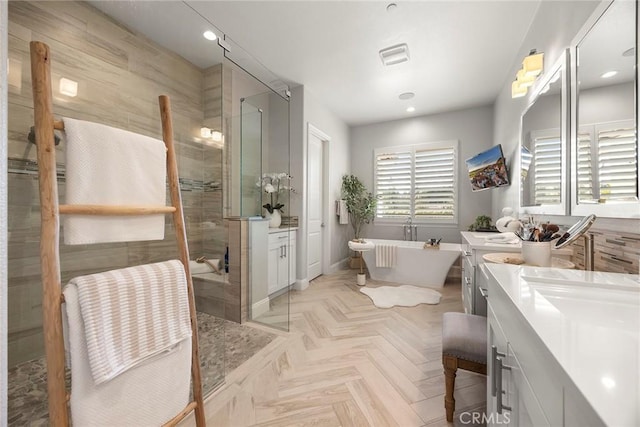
[[414, 147, 455, 218], [533, 134, 562, 204], [375, 150, 412, 218], [576, 130, 594, 201], [597, 123, 638, 201]]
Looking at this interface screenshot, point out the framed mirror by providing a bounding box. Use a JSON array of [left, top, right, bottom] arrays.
[[571, 0, 638, 218], [520, 51, 569, 215]]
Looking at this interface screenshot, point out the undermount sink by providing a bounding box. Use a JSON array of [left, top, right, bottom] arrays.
[[520, 267, 640, 292], [529, 283, 640, 331]]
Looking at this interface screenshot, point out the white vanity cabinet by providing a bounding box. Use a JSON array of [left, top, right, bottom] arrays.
[[487, 303, 553, 427], [460, 232, 520, 316], [267, 228, 296, 295], [484, 264, 629, 427]]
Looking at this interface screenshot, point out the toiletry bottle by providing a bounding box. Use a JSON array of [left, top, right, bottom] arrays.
[[224, 247, 229, 273]]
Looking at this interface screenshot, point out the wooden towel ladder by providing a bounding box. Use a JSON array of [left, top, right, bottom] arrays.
[[30, 41, 206, 426]]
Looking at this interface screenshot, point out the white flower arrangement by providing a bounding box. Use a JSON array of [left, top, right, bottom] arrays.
[[257, 172, 292, 213]]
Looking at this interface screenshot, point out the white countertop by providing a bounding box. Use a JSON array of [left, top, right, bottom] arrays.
[[485, 263, 640, 426], [460, 231, 573, 256]]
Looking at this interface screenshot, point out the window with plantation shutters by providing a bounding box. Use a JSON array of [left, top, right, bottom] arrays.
[[374, 141, 458, 223], [576, 128, 594, 201], [596, 122, 638, 201], [575, 120, 638, 203], [375, 150, 412, 218], [531, 131, 562, 205]]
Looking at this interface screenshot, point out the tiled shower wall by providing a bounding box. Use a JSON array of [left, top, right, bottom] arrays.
[[7, 1, 224, 366]]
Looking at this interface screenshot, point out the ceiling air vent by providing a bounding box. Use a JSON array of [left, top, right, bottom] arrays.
[[379, 43, 410, 66]]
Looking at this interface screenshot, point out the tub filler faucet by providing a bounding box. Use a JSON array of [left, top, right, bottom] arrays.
[[404, 217, 418, 241]]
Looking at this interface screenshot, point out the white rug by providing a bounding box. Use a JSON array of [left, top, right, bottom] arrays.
[[360, 285, 441, 308]]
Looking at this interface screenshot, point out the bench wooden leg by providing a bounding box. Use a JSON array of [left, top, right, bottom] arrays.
[[443, 354, 458, 422]]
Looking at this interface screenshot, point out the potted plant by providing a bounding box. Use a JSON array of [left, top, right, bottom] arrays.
[[258, 172, 291, 228], [341, 175, 378, 241], [341, 175, 377, 273], [468, 215, 495, 232]]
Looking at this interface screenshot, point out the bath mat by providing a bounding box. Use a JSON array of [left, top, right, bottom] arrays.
[[360, 285, 441, 308]]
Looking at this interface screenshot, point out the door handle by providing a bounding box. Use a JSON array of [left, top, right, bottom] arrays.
[[321, 222, 325, 228], [283, 244, 287, 258]]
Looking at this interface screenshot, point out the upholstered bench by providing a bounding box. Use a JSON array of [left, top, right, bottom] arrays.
[[442, 312, 487, 422]]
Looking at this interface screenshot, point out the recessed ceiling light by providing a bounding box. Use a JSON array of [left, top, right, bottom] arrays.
[[203, 31, 217, 41], [386, 3, 397, 12], [399, 92, 415, 100], [622, 47, 635, 57], [601, 70, 618, 79], [406, 106, 415, 113]]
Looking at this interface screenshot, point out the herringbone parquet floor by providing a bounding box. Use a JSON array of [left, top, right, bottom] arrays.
[[189, 269, 486, 427]]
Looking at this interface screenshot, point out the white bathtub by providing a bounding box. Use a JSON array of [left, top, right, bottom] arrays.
[[361, 239, 461, 289]]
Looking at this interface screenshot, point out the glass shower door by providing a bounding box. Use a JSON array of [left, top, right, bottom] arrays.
[[240, 92, 291, 332]]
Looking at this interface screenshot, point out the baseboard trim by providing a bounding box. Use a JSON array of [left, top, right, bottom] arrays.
[[293, 279, 309, 291], [329, 257, 350, 274], [251, 297, 270, 318]]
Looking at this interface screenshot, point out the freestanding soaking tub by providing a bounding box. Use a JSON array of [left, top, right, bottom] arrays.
[[361, 239, 461, 289]]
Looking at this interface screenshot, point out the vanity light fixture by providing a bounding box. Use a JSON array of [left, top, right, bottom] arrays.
[[522, 49, 544, 77], [511, 80, 527, 98], [203, 30, 217, 41], [516, 69, 535, 88], [406, 106, 415, 113], [59, 77, 78, 97], [511, 49, 544, 99], [601, 70, 618, 79]]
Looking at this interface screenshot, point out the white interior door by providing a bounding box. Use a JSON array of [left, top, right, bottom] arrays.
[[307, 130, 324, 280]]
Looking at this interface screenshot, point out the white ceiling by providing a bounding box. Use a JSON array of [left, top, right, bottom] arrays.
[[93, 1, 544, 126]]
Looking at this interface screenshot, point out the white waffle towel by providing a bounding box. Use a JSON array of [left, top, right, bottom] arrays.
[[337, 200, 349, 225], [64, 260, 192, 385], [63, 287, 190, 426], [375, 243, 397, 268], [63, 117, 167, 244]]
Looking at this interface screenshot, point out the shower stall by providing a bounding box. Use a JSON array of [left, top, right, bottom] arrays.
[[6, 2, 229, 421], [2, 2, 287, 425]]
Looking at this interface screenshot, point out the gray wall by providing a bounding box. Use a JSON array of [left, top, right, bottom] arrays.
[[290, 85, 351, 286], [492, 0, 599, 219], [492, 0, 639, 233], [350, 105, 494, 243]]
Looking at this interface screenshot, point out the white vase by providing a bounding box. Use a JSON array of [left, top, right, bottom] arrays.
[[266, 209, 282, 228]]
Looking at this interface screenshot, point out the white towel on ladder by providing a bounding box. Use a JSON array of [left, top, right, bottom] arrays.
[[62, 260, 192, 425], [375, 244, 397, 268], [63, 117, 167, 245]]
